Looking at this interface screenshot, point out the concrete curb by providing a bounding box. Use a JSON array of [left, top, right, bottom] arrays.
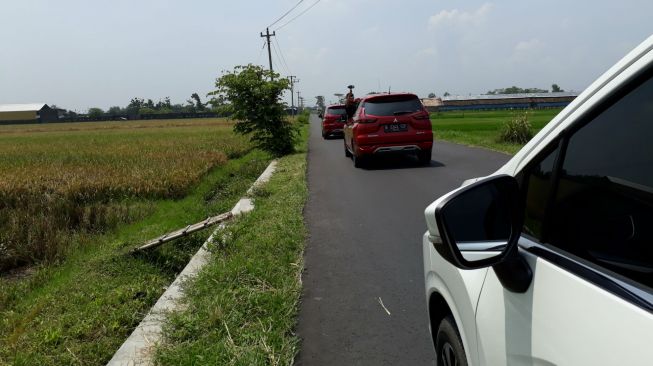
[[107, 160, 278, 366]]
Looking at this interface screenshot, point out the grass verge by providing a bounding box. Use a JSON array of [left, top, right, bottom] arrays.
[[430, 109, 562, 154], [0, 149, 271, 365], [154, 126, 309, 365]]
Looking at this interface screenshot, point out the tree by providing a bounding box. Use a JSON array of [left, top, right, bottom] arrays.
[[190, 93, 205, 111], [107, 106, 122, 116], [126, 97, 144, 115], [428, 92, 436, 98], [139, 107, 157, 115], [88, 107, 104, 118], [315, 96, 325, 110], [551, 83, 564, 92], [443, 91, 451, 97], [209, 64, 296, 156], [128, 97, 144, 109]]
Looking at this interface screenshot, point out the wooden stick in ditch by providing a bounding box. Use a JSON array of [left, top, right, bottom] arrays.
[[132, 211, 233, 253]]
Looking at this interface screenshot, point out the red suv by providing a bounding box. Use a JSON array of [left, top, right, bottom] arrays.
[[343, 93, 433, 167], [320, 104, 347, 139]]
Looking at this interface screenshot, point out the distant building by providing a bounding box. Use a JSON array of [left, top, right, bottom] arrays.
[[0, 103, 59, 124], [421, 97, 443, 112], [436, 92, 579, 112]]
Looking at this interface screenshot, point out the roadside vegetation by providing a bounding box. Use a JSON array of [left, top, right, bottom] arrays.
[[0, 118, 249, 272], [0, 118, 273, 365], [155, 126, 309, 365], [498, 111, 534, 144], [1, 59, 304, 364], [209, 64, 298, 156], [296, 109, 310, 125], [430, 108, 562, 154]]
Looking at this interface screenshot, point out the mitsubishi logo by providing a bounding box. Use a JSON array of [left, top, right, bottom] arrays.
[[393, 118, 399, 123]]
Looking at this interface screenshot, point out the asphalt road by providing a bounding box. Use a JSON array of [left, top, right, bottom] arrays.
[[295, 114, 510, 365]]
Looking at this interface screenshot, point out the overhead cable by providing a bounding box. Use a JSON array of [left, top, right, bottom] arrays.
[[275, 0, 321, 31], [270, 39, 291, 76], [274, 37, 292, 75], [256, 40, 267, 65], [267, 0, 305, 29]]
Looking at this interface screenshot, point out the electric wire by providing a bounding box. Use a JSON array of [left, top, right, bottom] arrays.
[[270, 39, 291, 76], [274, 0, 321, 31], [267, 0, 304, 29], [255, 40, 267, 65], [274, 37, 292, 76]]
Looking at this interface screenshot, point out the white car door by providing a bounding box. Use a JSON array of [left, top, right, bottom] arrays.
[[475, 63, 653, 365], [476, 246, 652, 365]]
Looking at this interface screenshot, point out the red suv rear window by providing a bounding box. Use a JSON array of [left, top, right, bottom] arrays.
[[363, 96, 422, 116], [327, 107, 346, 115]]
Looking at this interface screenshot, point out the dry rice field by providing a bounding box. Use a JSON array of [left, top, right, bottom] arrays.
[[0, 118, 250, 271]]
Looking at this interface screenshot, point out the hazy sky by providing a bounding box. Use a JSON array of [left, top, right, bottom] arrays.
[[1, 0, 651, 111]]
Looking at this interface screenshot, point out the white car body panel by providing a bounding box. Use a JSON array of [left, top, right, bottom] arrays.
[[423, 233, 488, 366], [423, 34, 653, 365], [476, 239, 653, 366]]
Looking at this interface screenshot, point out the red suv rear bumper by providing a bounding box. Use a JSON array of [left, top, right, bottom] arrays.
[[355, 140, 433, 156], [322, 123, 345, 136]]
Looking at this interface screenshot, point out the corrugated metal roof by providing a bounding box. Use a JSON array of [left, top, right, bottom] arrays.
[[421, 98, 443, 107], [442, 92, 579, 101], [0, 103, 48, 112]]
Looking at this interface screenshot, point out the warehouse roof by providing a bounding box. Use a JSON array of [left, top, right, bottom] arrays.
[[421, 98, 443, 107], [442, 92, 579, 101], [0, 103, 48, 112]]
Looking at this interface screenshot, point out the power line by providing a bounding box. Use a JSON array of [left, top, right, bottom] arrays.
[[274, 37, 292, 75], [255, 40, 267, 65], [267, 0, 304, 29], [275, 0, 321, 31], [270, 39, 290, 76]]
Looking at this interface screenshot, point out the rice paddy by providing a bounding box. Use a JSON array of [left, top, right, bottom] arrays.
[[0, 118, 251, 271]]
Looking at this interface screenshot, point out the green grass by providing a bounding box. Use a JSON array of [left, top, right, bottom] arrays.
[[154, 126, 309, 365], [0, 120, 272, 365], [296, 109, 310, 125], [430, 109, 562, 154]]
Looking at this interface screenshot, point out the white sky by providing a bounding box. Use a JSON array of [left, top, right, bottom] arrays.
[[0, 0, 651, 111]]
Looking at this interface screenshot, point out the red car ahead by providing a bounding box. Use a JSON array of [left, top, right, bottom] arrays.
[[319, 104, 347, 139], [343, 93, 433, 167]]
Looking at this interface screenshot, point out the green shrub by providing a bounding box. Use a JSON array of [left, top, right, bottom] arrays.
[[297, 109, 310, 125], [499, 111, 533, 144], [209, 64, 298, 157]]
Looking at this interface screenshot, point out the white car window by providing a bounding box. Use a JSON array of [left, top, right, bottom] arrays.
[[522, 70, 653, 290]]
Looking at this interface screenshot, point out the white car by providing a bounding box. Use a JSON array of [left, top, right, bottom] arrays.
[[423, 35, 653, 366]]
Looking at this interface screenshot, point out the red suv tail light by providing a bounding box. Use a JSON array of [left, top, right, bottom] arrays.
[[412, 112, 432, 130]]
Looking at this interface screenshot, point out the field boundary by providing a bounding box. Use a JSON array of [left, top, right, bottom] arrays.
[[106, 160, 278, 366]]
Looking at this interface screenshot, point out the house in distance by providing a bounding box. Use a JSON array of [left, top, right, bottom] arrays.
[[0, 103, 59, 124]]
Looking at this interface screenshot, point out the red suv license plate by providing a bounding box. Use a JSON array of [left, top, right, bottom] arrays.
[[384, 123, 408, 133]]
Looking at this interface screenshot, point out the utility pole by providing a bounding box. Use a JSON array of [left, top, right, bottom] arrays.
[[297, 91, 301, 112], [260, 28, 276, 78], [288, 75, 298, 116]]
